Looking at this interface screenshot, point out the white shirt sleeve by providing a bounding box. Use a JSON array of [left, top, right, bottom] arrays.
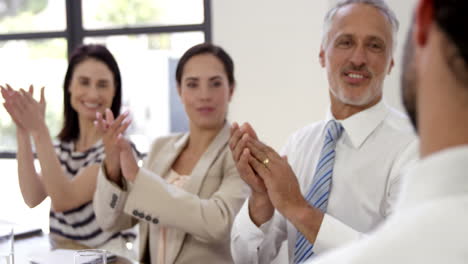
[[384, 140, 419, 215], [231, 199, 289, 264], [231, 129, 303, 263], [313, 139, 419, 254], [313, 214, 363, 254]]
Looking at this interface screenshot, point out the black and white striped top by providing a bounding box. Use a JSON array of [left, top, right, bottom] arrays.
[[50, 140, 140, 247]]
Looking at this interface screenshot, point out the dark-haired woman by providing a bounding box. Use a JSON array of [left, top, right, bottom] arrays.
[[1, 44, 140, 255], [94, 43, 249, 263]]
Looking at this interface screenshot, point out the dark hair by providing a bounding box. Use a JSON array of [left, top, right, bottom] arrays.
[[175, 43, 235, 86], [434, 0, 468, 65], [58, 44, 122, 142]]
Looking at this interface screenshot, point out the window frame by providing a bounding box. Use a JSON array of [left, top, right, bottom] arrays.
[[0, 0, 212, 159]]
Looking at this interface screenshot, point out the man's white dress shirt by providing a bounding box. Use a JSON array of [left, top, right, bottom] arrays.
[[312, 145, 468, 264], [231, 101, 418, 263]]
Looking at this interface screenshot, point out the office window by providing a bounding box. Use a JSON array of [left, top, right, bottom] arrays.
[[82, 0, 204, 29], [0, 0, 66, 33], [0, 0, 211, 228], [0, 38, 67, 152]]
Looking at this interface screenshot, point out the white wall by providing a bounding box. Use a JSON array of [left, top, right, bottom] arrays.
[[213, 0, 418, 151]]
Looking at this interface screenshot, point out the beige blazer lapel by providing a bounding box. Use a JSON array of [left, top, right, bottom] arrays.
[[150, 133, 189, 179], [165, 122, 230, 264], [139, 134, 187, 262], [186, 122, 230, 195]]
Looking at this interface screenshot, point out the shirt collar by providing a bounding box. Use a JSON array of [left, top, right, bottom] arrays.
[[398, 145, 468, 211], [325, 100, 389, 149]]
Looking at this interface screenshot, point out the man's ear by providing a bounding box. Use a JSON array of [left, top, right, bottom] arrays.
[[319, 46, 326, 68], [388, 58, 395, 75], [415, 0, 434, 47]]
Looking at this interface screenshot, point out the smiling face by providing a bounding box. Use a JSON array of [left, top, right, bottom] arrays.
[[320, 3, 394, 108], [68, 58, 116, 121], [178, 53, 233, 130]]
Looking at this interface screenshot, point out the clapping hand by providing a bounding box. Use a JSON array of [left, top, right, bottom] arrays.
[[94, 109, 138, 183], [244, 138, 306, 215], [229, 122, 276, 226], [1, 84, 46, 135], [229, 122, 267, 193]]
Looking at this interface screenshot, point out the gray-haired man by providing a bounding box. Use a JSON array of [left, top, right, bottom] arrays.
[[230, 0, 418, 263]]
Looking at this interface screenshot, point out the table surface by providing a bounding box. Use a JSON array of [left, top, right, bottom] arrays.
[[14, 232, 139, 264]]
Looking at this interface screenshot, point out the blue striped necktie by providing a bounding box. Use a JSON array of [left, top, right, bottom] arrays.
[[293, 120, 344, 263]]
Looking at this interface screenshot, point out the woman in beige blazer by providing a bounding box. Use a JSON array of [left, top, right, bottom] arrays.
[[93, 43, 249, 264]]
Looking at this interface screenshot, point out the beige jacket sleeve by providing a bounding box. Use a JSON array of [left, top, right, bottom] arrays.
[[123, 146, 249, 243], [93, 166, 137, 233]]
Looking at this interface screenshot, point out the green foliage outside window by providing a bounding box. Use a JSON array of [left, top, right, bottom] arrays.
[[96, 0, 161, 25]]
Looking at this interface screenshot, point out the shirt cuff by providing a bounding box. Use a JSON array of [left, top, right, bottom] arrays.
[[313, 214, 362, 254], [239, 198, 268, 240], [231, 199, 264, 263]]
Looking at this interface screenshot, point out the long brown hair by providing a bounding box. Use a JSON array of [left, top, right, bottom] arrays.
[[58, 44, 122, 142]]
